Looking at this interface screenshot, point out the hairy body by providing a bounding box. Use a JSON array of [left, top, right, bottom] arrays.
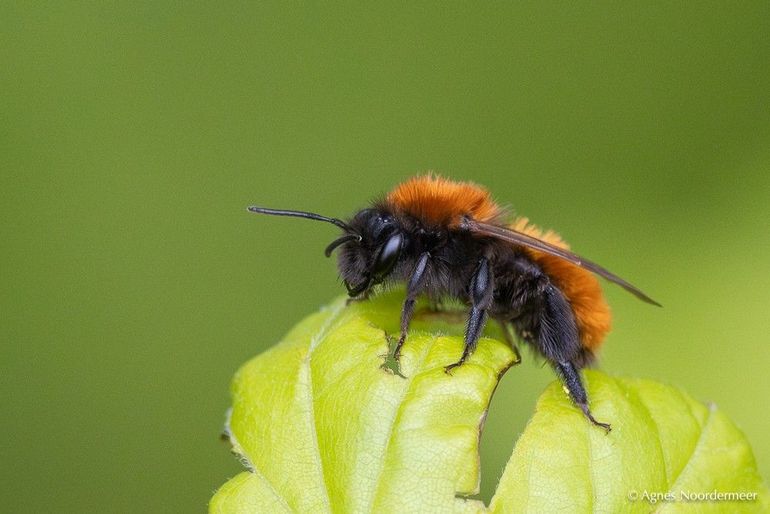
[[250, 175, 657, 431]]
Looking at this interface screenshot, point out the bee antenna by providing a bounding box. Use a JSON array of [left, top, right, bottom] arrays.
[[247, 206, 355, 232], [324, 234, 361, 257]]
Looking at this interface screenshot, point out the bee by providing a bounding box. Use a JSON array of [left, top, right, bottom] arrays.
[[248, 175, 659, 431]]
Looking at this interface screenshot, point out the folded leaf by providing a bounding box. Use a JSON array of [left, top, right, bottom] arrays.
[[211, 290, 769, 513]]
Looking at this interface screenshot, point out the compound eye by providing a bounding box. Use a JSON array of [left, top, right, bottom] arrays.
[[367, 213, 396, 240], [371, 232, 403, 280]]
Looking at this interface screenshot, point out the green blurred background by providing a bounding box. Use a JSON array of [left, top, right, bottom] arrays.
[[2, 2, 769, 512]]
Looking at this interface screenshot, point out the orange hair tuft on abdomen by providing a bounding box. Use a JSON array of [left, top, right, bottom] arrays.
[[510, 217, 612, 354]]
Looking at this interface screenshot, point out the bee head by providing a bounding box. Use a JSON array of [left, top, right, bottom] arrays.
[[332, 208, 404, 297]]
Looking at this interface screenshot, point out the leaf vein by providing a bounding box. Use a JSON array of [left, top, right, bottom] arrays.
[[303, 300, 348, 513], [663, 403, 716, 497], [367, 334, 438, 512]]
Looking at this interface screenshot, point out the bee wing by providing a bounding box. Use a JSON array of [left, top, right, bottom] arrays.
[[462, 218, 660, 306]]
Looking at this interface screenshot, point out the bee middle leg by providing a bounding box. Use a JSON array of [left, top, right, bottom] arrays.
[[445, 257, 494, 374], [495, 318, 522, 365]]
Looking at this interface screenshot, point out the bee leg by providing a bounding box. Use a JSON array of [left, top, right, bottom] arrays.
[[445, 258, 493, 374], [495, 319, 522, 365], [393, 252, 431, 361], [534, 283, 611, 432], [555, 361, 611, 433], [345, 291, 371, 305]]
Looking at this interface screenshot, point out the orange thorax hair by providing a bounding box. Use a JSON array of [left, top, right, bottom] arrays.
[[386, 175, 503, 227], [386, 175, 611, 352]]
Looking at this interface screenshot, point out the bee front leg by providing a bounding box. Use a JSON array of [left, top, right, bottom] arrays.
[[445, 257, 494, 374], [393, 252, 430, 361]]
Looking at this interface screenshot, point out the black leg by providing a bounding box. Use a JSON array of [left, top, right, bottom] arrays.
[[345, 292, 371, 305], [555, 361, 611, 433], [445, 258, 494, 373], [393, 252, 431, 360], [496, 318, 522, 365]]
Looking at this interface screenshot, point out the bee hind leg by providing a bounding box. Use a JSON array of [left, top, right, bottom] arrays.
[[555, 361, 611, 433]]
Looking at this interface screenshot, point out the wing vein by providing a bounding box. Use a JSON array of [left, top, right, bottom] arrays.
[[461, 218, 660, 306]]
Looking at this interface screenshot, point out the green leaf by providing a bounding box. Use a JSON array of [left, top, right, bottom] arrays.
[[490, 374, 770, 513], [210, 289, 769, 513]]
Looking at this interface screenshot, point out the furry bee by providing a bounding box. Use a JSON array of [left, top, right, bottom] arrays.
[[248, 175, 659, 431]]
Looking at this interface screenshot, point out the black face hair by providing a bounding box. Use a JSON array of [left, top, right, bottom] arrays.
[[335, 208, 406, 297]]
